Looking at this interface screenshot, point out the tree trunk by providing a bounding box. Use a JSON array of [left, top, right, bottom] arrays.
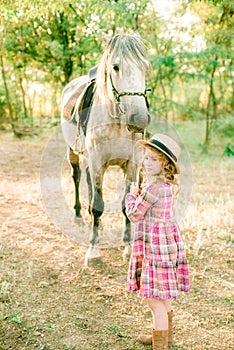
[[0, 53, 15, 130], [204, 58, 217, 150], [19, 75, 28, 121]]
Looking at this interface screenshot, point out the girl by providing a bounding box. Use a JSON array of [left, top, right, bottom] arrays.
[[125, 133, 190, 350]]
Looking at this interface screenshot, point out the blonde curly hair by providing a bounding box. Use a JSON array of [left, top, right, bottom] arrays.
[[139, 145, 180, 196]]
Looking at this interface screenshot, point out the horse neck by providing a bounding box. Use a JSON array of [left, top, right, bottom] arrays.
[[92, 92, 120, 123]]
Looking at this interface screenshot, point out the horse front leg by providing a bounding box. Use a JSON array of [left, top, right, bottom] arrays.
[[122, 180, 132, 261], [68, 148, 82, 220], [85, 170, 104, 266], [121, 161, 136, 261]]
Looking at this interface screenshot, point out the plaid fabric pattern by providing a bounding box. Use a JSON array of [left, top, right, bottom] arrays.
[[126, 182, 190, 300]]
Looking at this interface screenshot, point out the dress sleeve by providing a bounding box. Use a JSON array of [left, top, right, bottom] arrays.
[[125, 184, 159, 222]]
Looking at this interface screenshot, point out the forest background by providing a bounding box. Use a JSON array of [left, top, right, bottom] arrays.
[[0, 1, 234, 349], [1, 0, 233, 154]]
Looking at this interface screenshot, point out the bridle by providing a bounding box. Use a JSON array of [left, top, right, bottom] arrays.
[[109, 74, 150, 108]]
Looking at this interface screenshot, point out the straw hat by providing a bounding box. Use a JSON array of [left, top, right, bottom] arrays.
[[137, 133, 181, 174]]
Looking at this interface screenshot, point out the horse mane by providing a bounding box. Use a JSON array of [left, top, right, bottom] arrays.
[[95, 33, 151, 104]]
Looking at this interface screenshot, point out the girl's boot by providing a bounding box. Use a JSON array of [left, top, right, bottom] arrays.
[[137, 333, 152, 344], [137, 311, 173, 345], [168, 311, 173, 343], [152, 329, 168, 349]]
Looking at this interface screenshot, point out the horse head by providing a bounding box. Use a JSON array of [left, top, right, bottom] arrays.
[[96, 33, 151, 133]]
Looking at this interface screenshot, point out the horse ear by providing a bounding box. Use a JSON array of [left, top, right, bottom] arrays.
[[102, 33, 112, 48], [133, 31, 141, 41]]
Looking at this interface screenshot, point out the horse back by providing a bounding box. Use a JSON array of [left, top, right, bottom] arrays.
[[61, 75, 89, 122]]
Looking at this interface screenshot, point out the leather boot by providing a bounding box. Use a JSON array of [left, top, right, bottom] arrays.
[[137, 333, 152, 344], [168, 311, 173, 343], [152, 329, 168, 350], [137, 311, 173, 345]]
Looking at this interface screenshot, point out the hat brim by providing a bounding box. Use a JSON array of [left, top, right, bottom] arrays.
[[136, 139, 180, 174]]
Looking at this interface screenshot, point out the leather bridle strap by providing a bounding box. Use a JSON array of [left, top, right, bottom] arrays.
[[109, 74, 149, 103]]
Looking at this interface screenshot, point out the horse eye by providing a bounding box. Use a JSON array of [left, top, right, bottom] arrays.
[[113, 64, 119, 72]]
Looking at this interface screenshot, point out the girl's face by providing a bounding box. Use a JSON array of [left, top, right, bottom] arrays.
[[142, 148, 162, 176]]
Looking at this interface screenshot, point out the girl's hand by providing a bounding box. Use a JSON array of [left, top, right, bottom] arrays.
[[130, 182, 140, 196]]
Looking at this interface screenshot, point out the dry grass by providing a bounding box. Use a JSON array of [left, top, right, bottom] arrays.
[[0, 131, 233, 350]]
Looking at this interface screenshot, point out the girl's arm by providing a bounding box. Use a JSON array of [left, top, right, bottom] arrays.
[[125, 184, 159, 222]]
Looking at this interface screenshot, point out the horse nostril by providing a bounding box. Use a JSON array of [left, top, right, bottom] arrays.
[[129, 114, 149, 128], [127, 113, 150, 133], [129, 114, 137, 126]]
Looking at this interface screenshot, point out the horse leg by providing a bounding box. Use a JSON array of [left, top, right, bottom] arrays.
[[68, 148, 82, 219], [85, 169, 104, 266], [121, 162, 135, 261], [122, 181, 132, 260], [86, 166, 92, 215]]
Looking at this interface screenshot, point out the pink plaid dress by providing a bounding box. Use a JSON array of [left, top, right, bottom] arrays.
[[125, 182, 190, 300]]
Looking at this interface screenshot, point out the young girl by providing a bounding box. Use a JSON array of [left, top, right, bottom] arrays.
[[125, 133, 190, 350]]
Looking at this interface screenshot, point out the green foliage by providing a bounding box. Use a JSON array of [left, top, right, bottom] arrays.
[[0, 0, 233, 149], [104, 323, 129, 338], [7, 313, 23, 326], [216, 115, 234, 140], [0, 88, 7, 122]]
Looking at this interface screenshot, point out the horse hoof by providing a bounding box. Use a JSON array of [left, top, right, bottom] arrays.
[[122, 244, 131, 263], [84, 246, 101, 266], [84, 257, 102, 267], [73, 216, 83, 225]]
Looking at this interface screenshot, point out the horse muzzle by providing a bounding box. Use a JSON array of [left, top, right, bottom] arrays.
[[127, 111, 150, 133]]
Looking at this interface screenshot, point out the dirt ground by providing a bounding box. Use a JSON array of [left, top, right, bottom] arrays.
[[0, 130, 233, 350]]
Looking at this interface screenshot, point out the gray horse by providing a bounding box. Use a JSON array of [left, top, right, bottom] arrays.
[[61, 33, 151, 265]]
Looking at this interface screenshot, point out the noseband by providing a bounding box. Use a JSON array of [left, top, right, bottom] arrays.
[[109, 74, 150, 107]]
